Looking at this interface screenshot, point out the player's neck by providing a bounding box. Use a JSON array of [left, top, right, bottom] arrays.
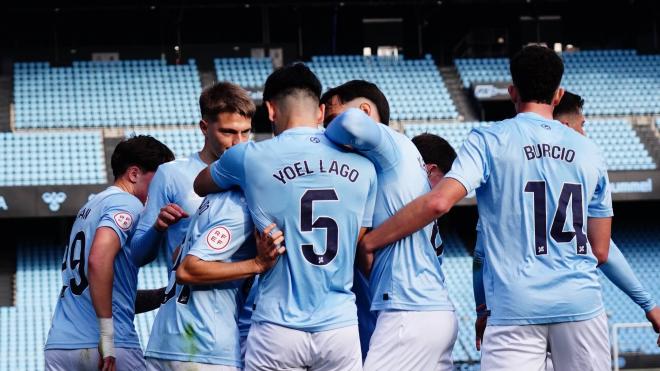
[[198, 145, 217, 165], [275, 116, 319, 135], [517, 102, 554, 120], [113, 178, 135, 196]]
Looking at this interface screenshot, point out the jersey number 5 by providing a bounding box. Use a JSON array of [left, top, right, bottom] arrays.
[[300, 189, 339, 266], [525, 181, 587, 255]]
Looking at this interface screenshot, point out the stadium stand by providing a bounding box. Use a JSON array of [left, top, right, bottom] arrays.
[[308, 54, 459, 121], [455, 50, 660, 116], [601, 223, 660, 355], [214, 57, 273, 90], [405, 119, 657, 171], [13, 59, 201, 129], [0, 131, 106, 186], [127, 128, 203, 159], [0, 241, 169, 371], [455, 57, 510, 89]]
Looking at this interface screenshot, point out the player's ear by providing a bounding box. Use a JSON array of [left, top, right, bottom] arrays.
[[358, 102, 372, 118], [199, 119, 209, 137], [552, 87, 565, 106], [126, 165, 140, 184], [508, 85, 518, 103], [317, 103, 326, 125], [265, 101, 276, 123]]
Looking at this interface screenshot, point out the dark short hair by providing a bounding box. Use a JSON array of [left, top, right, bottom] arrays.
[[199, 81, 256, 122], [262, 63, 322, 104], [111, 135, 174, 180], [320, 80, 390, 126], [412, 133, 456, 174], [553, 90, 584, 118], [510, 45, 564, 105]]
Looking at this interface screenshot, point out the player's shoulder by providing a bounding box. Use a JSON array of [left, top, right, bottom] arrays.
[[156, 153, 201, 174], [206, 190, 247, 212], [101, 187, 143, 213]]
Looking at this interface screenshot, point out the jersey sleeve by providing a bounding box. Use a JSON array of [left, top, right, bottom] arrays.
[[325, 108, 400, 171], [136, 166, 170, 232], [587, 153, 614, 218], [186, 217, 251, 262], [444, 129, 490, 194], [361, 167, 378, 227], [130, 167, 169, 263], [599, 240, 656, 312], [98, 194, 143, 247], [210, 143, 248, 190]]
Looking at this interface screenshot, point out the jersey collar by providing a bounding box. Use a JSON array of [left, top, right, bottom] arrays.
[[279, 126, 324, 136], [516, 111, 559, 124]]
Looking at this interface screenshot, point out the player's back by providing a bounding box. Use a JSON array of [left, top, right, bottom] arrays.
[[234, 127, 377, 331], [46, 186, 143, 350], [366, 125, 453, 311], [455, 112, 612, 325]]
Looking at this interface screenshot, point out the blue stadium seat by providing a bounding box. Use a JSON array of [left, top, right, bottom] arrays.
[[14, 59, 201, 129], [454, 50, 660, 116], [0, 131, 106, 186], [308, 55, 458, 121]]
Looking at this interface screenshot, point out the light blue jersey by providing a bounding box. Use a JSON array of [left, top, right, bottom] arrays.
[[145, 191, 256, 367], [45, 186, 144, 350], [326, 109, 454, 312], [210, 127, 378, 332], [446, 111, 613, 325], [132, 153, 206, 269]]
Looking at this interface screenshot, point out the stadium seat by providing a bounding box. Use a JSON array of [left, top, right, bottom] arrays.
[[454, 50, 660, 116], [0, 131, 106, 186], [13, 59, 201, 129], [308, 55, 459, 121]]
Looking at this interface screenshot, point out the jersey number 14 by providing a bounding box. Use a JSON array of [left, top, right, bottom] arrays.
[[525, 181, 588, 255]]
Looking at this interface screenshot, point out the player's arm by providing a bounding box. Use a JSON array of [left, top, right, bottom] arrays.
[[326, 108, 383, 150], [194, 143, 247, 197], [473, 244, 487, 351], [587, 217, 611, 265], [177, 224, 285, 285], [360, 178, 467, 253], [355, 227, 373, 276], [326, 108, 400, 170], [194, 167, 224, 197], [134, 287, 166, 314], [600, 241, 656, 312], [598, 241, 660, 343], [130, 169, 189, 267], [360, 129, 485, 253], [88, 227, 121, 366]]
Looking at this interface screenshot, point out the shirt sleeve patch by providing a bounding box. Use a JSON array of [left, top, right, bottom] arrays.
[[113, 212, 133, 231], [206, 226, 232, 251]]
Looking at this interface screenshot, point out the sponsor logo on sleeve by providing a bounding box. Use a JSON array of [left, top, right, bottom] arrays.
[[206, 226, 231, 251], [113, 212, 133, 231]]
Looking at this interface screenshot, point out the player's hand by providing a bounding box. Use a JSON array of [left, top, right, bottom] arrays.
[[645, 306, 660, 346], [475, 304, 488, 351], [154, 204, 188, 232], [254, 223, 286, 273], [98, 355, 116, 371]]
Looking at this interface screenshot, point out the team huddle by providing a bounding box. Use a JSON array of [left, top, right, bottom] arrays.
[[43, 45, 660, 371]]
